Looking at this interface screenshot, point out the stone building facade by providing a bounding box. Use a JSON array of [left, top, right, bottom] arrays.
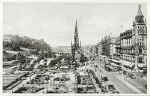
[[96, 36, 117, 59], [120, 4, 147, 69]]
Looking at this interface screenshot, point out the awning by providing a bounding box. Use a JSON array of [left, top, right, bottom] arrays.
[[137, 64, 147, 68]]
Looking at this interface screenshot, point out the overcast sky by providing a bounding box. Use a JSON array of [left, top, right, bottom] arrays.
[[3, 3, 146, 47]]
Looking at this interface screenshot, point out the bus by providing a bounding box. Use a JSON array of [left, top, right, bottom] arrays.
[[105, 59, 121, 72]]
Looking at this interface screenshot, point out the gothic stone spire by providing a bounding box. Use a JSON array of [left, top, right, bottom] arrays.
[[74, 19, 80, 49]]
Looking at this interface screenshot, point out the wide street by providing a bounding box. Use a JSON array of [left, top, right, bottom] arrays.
[[88, 56, 146, 94]]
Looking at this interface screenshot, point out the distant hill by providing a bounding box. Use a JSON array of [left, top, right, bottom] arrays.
[[3, 34, 51, 51], [3, 34, 53, 61]]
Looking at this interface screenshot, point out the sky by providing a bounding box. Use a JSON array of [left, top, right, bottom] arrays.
[[3, 3, 146, 47]]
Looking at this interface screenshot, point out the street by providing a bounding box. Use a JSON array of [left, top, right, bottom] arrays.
[[88, 56, 146, 94]]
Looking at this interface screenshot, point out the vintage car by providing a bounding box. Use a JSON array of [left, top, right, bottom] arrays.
[[101, 81, 119, 94]]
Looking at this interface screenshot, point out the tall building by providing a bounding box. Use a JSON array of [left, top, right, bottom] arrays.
[[120, 4, 147, 70], [132, 4, 147, 69], [71, 20, 81, 62], [114, 36, 121, 59], [97, 35, 117, 59], [101, 35, 111, 57], [120, 30, 134, 62], [96, 42, 103, 57]]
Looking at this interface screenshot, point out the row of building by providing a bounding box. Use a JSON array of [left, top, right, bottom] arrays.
[[91, 4, 147, 70]]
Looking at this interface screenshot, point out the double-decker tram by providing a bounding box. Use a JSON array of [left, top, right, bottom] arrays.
[[105, 59, 121, 72]]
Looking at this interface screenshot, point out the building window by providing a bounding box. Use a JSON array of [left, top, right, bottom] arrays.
[[138, 57, 144, 63], [139, 48, 142, 54]]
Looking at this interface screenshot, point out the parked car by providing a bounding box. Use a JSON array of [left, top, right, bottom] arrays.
[[107, 84, 119, 94], [101, 81, 119, 94], [101, 76, 109, 82], [128, 73, 136, 79]]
